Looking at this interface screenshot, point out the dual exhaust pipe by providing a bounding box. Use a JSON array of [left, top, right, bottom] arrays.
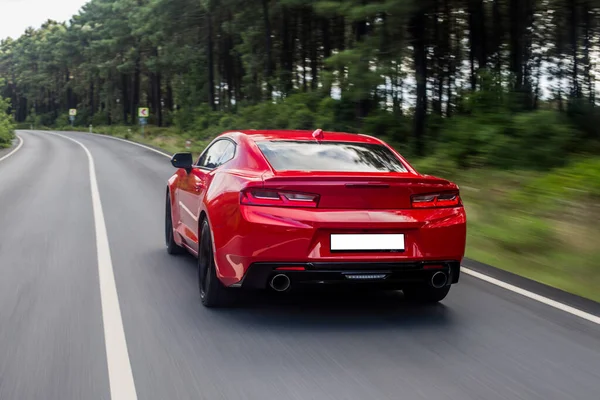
[[430, 271, 448, 289], [270, 274, 291, 292], [270, 271, 447, 291]]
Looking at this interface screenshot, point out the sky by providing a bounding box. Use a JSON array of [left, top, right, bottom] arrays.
[[0, 0, 88, 40]]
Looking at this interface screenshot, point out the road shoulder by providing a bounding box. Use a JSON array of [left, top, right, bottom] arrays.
[[463, 258, 600, 318], [0, 134, 19, 159]]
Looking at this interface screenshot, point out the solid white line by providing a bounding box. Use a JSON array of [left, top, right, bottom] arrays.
[[47, 131, 138, 400], [82, 131, 172, 158], [49, 131, 600, 327], [0, 134, 24, 163], [462, 267, 600, 325]]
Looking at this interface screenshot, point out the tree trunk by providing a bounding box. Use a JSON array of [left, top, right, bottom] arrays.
[[310, 14, 319, 90], [207, 10, 216, 111], [301, 8, 309, 92], [467, 0, 487, 87], [131, 56, 141, 125], [509, 0, 523, 90], [583, 1, 593, 103], [89, 82, 95, 117], [493, 0, 502, 72], [322, 17, 332, 94], [433, 0, 443, 113], [147, 74, 154, 121], [66, 70, 73, 109], [338, 16, 346, 91], [280, 6, 293, 95], [570, 0, 579, 99], [122, 74, 129, 123], [410, 6, 427, 157], [354, 13, 369, 120], [262, 0, 273, 99], [445, 0, 453, 116], [166, 81, 174, 112], [468, 0, 478, 91], [154, 72, 163, 126]]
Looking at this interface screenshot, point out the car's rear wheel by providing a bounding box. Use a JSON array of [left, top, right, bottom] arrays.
[[165, 192, 184, 255], [198, 219, 235, 308], [402, 285, 451, 304]]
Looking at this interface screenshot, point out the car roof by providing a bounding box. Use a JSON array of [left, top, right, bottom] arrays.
[[221, 129, 384, 145]]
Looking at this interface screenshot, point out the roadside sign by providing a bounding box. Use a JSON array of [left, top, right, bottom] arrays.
[[69, 109, 77, 116], [138, 107, 149, 118], [69, 116, 75, 122], [139, 116, 148, 137], [185, 140, 191, 149]]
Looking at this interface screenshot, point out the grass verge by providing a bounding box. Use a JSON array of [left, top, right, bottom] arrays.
[[413, 158, 600, 302]]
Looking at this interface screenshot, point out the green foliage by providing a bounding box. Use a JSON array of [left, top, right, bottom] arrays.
[[0, 95, 14, 148], [566, 98, 600, 143], [439, 76, 578, 170], [476, 213, 556, 254], [1, 0, 598, 163], [455, 162, 600, 302], [172, 92, 413, 145], [494, 111, 577, 169], [512, 157, 600, 209]]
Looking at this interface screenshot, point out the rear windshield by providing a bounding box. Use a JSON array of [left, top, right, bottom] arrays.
[[256, 140, 407, 173]]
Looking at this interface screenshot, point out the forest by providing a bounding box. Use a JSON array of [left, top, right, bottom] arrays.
[[1, 0, 600, 159], [1, 0, 600, 300]]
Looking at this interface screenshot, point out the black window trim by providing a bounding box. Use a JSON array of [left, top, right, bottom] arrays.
[[194, 137, 237, 171]]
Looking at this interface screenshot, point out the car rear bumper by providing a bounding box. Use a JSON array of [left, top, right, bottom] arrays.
[[211, 206, 467, 286], [234, 260, 461, 290]]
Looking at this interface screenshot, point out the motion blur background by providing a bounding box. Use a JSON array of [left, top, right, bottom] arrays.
[[1, 0, 599, 301]]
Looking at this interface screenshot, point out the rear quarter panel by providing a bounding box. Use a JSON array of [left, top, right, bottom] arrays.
[[201, 135, 269, 278]]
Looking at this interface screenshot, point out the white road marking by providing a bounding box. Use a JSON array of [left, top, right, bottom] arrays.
[[83, 130, 172, 158], [0, 134, 24, 163], [462, 267, 600, 325], [46, 131, 138, 400], [53, 131, 600, 326]]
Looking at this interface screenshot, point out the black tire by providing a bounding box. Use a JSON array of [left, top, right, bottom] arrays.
[[165, 192, 184, 255], [403, 285, 451, 304], [198, 219, 236, 308]]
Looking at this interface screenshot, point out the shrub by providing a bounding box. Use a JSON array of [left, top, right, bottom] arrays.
[[288, 105, 315, 130], [490, 111, 577, 170], [0, 96, 14, 149], [439, 110, 577, 170], [513, 157, 600, 209], [439, 114, 506, 168]]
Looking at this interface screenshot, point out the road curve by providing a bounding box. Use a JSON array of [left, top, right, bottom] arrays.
[[0, 130, 599, 400]]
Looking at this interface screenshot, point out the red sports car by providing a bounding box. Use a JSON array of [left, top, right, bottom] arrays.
[[165, 129, 466, 307]]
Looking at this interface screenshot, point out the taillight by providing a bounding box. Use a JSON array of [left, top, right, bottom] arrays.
[[411, 191, 462, 208], [240, 189, 319, 208]]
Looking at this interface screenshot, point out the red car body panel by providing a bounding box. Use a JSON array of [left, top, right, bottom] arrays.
[[167, 130, 467, 287]]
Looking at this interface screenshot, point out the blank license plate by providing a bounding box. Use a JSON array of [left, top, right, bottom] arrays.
[[330, 234, 405, 251]]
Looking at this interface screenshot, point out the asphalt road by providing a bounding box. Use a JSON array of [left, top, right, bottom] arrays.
[[1, 130, 599, 400]]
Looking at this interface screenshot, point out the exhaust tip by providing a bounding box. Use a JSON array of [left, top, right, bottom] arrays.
[[270, 274, 291, 292], [431, 271, 448, 289]]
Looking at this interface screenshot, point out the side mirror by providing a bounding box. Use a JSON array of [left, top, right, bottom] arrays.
[[171, 152, 193, 172]]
